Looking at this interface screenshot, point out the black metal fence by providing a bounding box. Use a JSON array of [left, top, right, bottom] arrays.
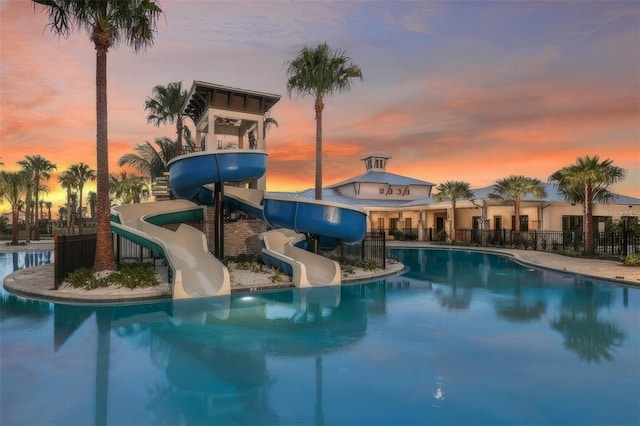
[[325, 231, 387, 269], [453, 229, 639, 256], [376, 227, 419, 241], [54, 234, 97, 288], [115, 234, 155, 265]]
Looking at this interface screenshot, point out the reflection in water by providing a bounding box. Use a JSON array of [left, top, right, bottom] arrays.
[[1, 249, 638, 425], [550, 277, 624, 363], [1, 250, 53, 325], [94, 286, 372, 425]]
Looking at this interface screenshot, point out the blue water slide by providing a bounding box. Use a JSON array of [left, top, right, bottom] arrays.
[[168, 150, 367, 245], [168, 150, 268, 202], [263, 197, 366, 244]]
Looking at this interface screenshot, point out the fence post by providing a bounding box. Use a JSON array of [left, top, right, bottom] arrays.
[[381, 230, 386, 269]]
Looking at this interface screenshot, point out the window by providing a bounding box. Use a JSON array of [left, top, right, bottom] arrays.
[[404, 218, 412, 232], [562, 215, 582, 232], [472, 216, 481, 230], [390, 218, 398, 232], [511, 215, 529, 231]]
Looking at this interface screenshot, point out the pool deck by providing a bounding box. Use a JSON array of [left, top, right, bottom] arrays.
[[2, 240, 638, 304]]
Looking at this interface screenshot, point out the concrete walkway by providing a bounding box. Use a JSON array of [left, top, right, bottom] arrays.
[[2, 240, 637, 305], [387, 241, 640, 285]]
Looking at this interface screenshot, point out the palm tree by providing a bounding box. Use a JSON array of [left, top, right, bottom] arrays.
[[17, 155, 56, 240], [489, 176, 547, 232], [88, 191, 97, 219], [432, 181, 474, 242], [144, 82, 189, 147], [58, 170, 76, 235], [45, 201, 53, 221], [34, 0, 164, 271], [549, 155, 626, 256], [68, 163, 96, 236], [285, 42, 363, 200], [110, 172, 150, 204], [263, 115, 278, 140], [0, 171, 29, 245], [118, 137, 181, 179]]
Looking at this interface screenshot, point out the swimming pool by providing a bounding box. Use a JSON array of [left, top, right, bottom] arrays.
[[1, 248, 638, 425]]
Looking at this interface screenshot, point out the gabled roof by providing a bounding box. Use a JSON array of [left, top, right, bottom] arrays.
[[326, 171, 434, 189]]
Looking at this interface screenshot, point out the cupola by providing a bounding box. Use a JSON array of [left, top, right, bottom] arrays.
[[361, 154, 391, 172]]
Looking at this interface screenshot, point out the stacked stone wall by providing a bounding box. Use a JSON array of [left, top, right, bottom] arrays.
[[223, 219, 266, 257]]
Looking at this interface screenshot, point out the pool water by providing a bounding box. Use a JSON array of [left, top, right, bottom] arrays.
[[1, 248, 639, 426]]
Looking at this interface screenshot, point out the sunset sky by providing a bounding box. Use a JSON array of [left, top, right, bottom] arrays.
[[1, 0, 639, 215]]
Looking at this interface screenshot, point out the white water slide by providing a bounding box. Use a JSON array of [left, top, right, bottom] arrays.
[[111, 200, 230, 299], [223, 186, 342, 288]]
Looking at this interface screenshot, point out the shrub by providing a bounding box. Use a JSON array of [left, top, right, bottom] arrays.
[[66, 268, 108, 290], [623, 253, 640, 266], [436, 229, 448, 243], [109, 264, 160, 289], [65, 263, 160, 290], [270, 268, 284, 283]]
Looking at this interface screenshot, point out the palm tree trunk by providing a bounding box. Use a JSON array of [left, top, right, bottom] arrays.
[[34, 183, 40, 240], [12, 208, 19, 245], [176, 117, 183, 148], [25, 188, 31, 243], [314, 96, 324, 201], [94, 44, 115, 271], [78, 184, 84, 236], [450, 200, 457, 242], [584, 182, 595, 255], [514, 197, 521, 232]]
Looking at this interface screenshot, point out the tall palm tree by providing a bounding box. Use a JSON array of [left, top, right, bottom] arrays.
[[144, 82, 189, 147], [285, 42, 363, 200], [0, 171, 29, 245], [17, 155, 56, 240], [34, 0, 164, 271], [58, 170, 77, 235], [45, 201, 53, 221], [68, 163, 96, 236], [489, 176, 547, 232], [432, 181, 474, 242], [88, 191, 97, 219], [118, 137, 181, 179], [549, 155, 626, 256]]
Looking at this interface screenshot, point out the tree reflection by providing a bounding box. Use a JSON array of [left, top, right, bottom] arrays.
[[550, 279, 624, 363], [494, 280, 547, 322]]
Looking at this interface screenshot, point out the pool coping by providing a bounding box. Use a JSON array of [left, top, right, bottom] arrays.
[[2, 241, 638, 305], [387, 241, 640, 287]]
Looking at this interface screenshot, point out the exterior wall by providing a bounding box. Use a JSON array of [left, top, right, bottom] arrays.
[[482, 205, 542, 230], [223, 219, 267, 257], [204, 207, 266, 257], [542, 202, 640, 232]]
